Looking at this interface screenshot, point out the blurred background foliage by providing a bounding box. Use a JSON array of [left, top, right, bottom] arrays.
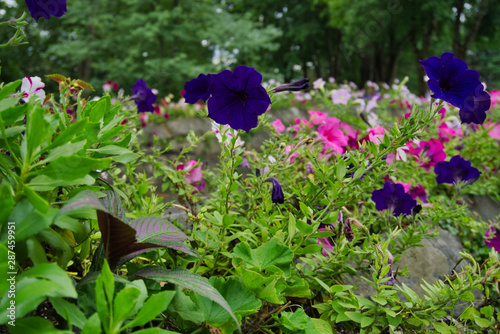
[[1, 0, 499, 97]]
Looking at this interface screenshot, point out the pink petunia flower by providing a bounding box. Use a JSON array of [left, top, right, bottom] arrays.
[[409, 184, 428, 203], [367, 126, 388, 145], [490, 90, 500, 108], [386, 146, 409, 165], [313, 78, 326, 90], [438, 122, 462, 142], [408, 138, 446, 171], [272, 119, 285, 133], [317, 117, 348, 154], [308, 110, 327, 125], [317, 228, 334, 256], [21, 76, 45, 102], [485, 222, 500, 252], [396, 182, 411, 193], [177, 160, 206, 192], [284, 144, 300, 163]]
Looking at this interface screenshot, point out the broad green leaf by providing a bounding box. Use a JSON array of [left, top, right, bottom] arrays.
[[28, 174, 95, 191], [123, 290, 176, 329], [344, 311, 363, 323], [23, 106, 50, 164], [89, 145, 133, 155], [50, 297, 87, 330], [88, 96, 110, 122], [37, 228, 73, 267], [23, 185, 49, 214], [336, 159, 346, 182], [30, 155, 111, 181], [113, 286, 141, 327], [132, 329, 180, 334], [0, 80, 21, 101], [310, 318, 333, 334], [0, 125, 25, 140], [8, 200, 54, 241], [232, 238, 293, 277], [433, 322, 451, 334], [37, 140, 86, 165], [8, 316, 73, 334], [360, 316, 375, 328], [296, 218, 313, 235], [46, 119, 88, 151], [0, 183, 15, 226], [0, 104, 27, 127], [131, 266, 241, 333], [474, 317, 491, 328], [282, 276, 312, 298], [193, 276, 261, 333], [0, 263, 77, 324], [81, 313, 102, 334], [26, 237, 48, 265]]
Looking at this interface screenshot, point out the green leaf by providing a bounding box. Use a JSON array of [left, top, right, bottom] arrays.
[[193, 276, 261, 333], [113, 286, 141, 327], [288, 212, 296, 242], [0, 104, 27, 127], [474, 317, 491, 328], [50, 297, 87, 330], [480, 305, 494, 318], [8, 316, 74, 334], [45, 119, 88, 151], [352, 166, 366, 180], [123, 290, 176, 329], [344, 311, 363, 323], [8, 199, 54, 241], [295, 244, 322, 255], [30, 155, 111, 181], [130, 266, 241, 333], [0, 126, 25, 140], [433, 322, 451, 334], [0, 263, 77, 324], [23, 106, 50, 164], [26, 237, 48, 265], [232, 238, 293, 277], [39, 140, 86, 165], [81, 313, 102, 334], [360, 316, 375, 328], [23, 185, 49, 214], [0, 80, 21, 101], [336, 159, 346, 182], [101, 260, 115, 307], [88, 96, 110, 122], [0, 183, 15, 226], [296, 219, 313, 235]]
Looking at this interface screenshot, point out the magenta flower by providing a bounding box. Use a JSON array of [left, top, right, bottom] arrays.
[[366, 126, 388, 145], [272, 119, 285, 133], [491, 90, 500, 108], [177, 160, 206, 192], [21, 76, 45, 102], [308, 110, 327, 125], [409, 184, 428, 203], [434, 155, 481, 186], [485, 223, 500, 252], [408, 139, 446, 172], [317, 228, 334, 256], [371, 182, 417, 217], [438, 123, 462, 142], [131, 79, 157, 112], [25, 0, 67, 22], [318, 117, 348, 154]]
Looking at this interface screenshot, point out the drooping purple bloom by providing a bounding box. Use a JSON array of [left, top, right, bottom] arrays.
[[371, 183, 417, 217], [458, 90, 491, 125], [184, 73, 212, 104], [25, 0, 67, 22], [485, 223, 500, 252], [409, 184, 428, 203], [271, 78, 310, 93], [434, 155, 481, 186], [207, 66, 271, 132], [130, 79, 157, 112], [383, 251, 395, 286], [419, 52, 490, 124], [317, 228, 334, 256], [343, 218, 353, 242], [265, 177, 284, 204]]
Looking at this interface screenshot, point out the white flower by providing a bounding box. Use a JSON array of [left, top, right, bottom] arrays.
[[313, 78, 326, 90], [21, 76, 45, 102]]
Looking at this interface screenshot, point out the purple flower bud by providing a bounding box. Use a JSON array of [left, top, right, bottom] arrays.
[[343, 218, 353, 242], [265, 177, 284, 204], [130, 79, 157, 112], [305, 162, 314, 174], [271, 78, 310, 93]]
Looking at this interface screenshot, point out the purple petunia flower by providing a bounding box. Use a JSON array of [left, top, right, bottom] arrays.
[[208, 66, 271, 132], [434, 155, 481, 186], [130, 79, 157, 113], [25, 0, 67, 22], [265, 177, 284, 204], [371, 183, 417, 217], [419, 52, 490, 125], [184, 73, 212, 104]]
